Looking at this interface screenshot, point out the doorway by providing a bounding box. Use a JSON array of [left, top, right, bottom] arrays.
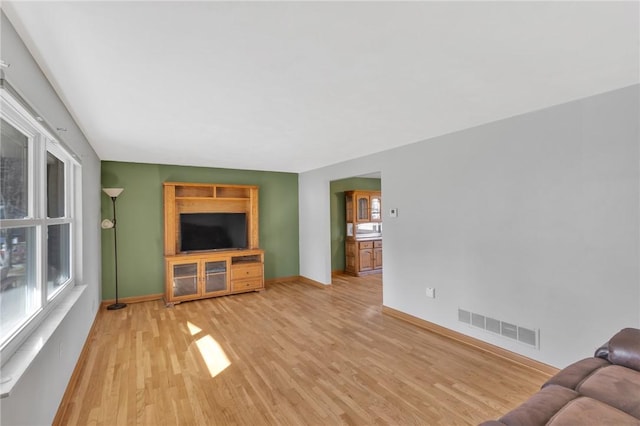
[[329, 173, 382, 284]]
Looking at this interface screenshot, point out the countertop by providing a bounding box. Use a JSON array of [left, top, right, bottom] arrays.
[[351, 236, 383, 241]]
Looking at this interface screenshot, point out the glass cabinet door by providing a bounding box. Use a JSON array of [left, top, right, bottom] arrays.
[[356, 195, 369, 221], [370, 194, 381, 221], [345, 193, 354, 222], [172, 262, 199, 298], [204, 260, 227, 293]]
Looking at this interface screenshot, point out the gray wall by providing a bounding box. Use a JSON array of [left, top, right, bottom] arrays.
[[1, 11, 102, 425], [299, 85, 639, 368]]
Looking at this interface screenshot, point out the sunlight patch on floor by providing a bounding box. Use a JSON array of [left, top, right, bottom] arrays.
[[187, 321, 231, 377], [195, 335, 231, 377], [187, 321, 202, 335]]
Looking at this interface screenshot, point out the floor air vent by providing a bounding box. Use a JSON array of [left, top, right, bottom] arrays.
[[458, 308, 538, 349]]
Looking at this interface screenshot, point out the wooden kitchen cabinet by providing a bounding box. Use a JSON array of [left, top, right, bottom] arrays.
[[374, 240, 383, 270], [345, 239, 382, 276], [345, 191, 382, 224], [344, 189, 383, 277], [345, 241, 356, 274]]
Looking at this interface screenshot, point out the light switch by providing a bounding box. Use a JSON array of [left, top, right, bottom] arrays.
[[389, 208, 398, 218]]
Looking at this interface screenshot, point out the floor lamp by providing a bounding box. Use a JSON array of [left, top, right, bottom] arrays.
[[102, 188, 126, 310]]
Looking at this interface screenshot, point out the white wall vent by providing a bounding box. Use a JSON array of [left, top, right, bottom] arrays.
[[471, 313, 486, 329], [458, 308, 539, 349], [501, 322, 518, 340], [458, 309, 471, 324], [486, 317, 501, 334], [518, 326, 537, 346]]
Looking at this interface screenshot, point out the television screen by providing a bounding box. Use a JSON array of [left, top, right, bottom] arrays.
[[180, 213, 247, 252]]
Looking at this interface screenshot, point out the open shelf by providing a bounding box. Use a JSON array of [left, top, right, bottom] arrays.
[[173, 184, 252, 200], [232, 254, 262, 265], [216, 186, 250, 199], [175, 186, 214, 198]]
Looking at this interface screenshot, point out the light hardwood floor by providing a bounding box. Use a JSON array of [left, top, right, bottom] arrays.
[[55, 275, 549, 425]]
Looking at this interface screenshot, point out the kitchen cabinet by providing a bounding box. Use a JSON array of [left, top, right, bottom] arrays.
[[345, 239, 382, 276], [345, 191, 382, 224]]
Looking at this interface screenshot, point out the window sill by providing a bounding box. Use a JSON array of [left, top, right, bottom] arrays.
[[0, 284, 87, 398]]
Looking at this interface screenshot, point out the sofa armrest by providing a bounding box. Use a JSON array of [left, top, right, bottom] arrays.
[[606, 328, 640, 371]]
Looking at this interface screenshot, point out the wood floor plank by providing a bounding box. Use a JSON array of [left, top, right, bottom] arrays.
[[55, 274, 550, 425]]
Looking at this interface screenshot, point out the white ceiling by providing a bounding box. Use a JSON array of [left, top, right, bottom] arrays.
[[3, 1, 638, 173]]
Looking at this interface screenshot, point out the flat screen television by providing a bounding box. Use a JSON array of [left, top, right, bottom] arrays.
[[179, 212, 247, 252]]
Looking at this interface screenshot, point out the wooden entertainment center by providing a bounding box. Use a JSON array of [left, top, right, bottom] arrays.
[[163, 182, 265, 305]]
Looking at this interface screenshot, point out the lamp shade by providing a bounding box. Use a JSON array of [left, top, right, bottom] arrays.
[[103, 188, 124, 198]]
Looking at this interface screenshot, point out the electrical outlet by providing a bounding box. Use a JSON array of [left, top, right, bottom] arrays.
[[426, 287, 436, 298]]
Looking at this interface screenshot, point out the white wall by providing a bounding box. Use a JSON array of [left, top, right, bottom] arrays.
[[299, 85, 639, 368], [1, 11, 102, 425]]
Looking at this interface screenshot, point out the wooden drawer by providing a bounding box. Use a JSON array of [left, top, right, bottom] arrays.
[[231, 264, 263, 280], [231, 278, 263, 292], [359, 241, 374, 249], [374, 240, 382, 248]]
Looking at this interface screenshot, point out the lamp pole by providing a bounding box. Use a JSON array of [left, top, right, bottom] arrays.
[[103, 188, 126, 310]]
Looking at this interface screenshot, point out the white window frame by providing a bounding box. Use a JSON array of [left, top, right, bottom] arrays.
[[0, 87, 81, 364]]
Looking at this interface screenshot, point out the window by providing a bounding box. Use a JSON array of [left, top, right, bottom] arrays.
[[0, 88, 80, 362]]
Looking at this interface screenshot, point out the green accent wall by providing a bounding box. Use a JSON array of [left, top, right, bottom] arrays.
[[330, 177, 381, 271], [101, 161, 299, 299]]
